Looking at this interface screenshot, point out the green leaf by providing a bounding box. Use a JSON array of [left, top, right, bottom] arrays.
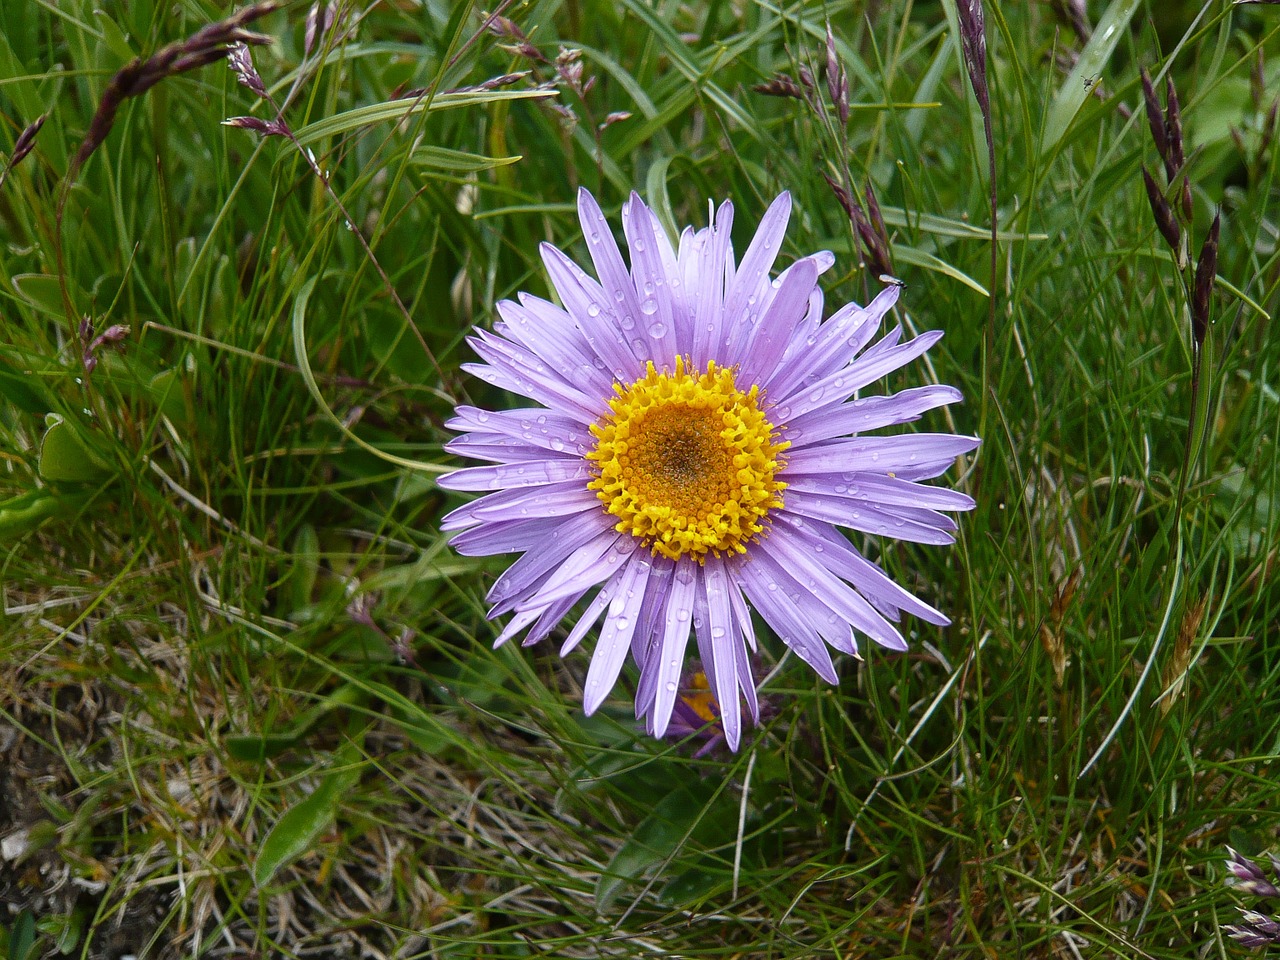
[[148, 368, 190, 426], [0, 488, 89, 537], [37, 415, 112, 483], [291, 89, 555, 148], [595, 785, 713, 913], [254, 746, 362, 887], [1038, 0, 1142, 156], [11, 274, 69, 318], [7, 910, 36, 960], [892, 245, 989, 296], [92, 9, 136, 62], [410, 145, 521, 173], [285, 524, 321, 615]]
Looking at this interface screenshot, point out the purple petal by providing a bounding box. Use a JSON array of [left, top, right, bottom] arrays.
[[785, 385, 963, 445], [701, 558, 743, 750], [778, 515, 949, 625], [787, 473, 975, 512], [486, 511, 612, 610], [782, 489, 958, 544], [495, 296, 614, 396], [621, 193, 679, 363], [437, 458, 593, 492], [737, 256, 819, 387], [783, 433, 980, 478], [492, 595, 575, 648], [446, 405, 593, 455], [692, 200, 734, 364], [447, 515, 574, 556], [559, 583, 614, 657], [444, 439, 566, 464], [765, 285, 898, 398], [539, 241, 642, 382], [761, 525, 908, 651], [462, 351, 600, 423], [734, 555, 838, 683], [644, 562, 697, 738], [721, 193, 792, 366], [583, 554, 652, 715], [745, 547, 862, 655], [773, 330, 945, 424], [440, 480, 598, 532], [513, 530, 631, 611]]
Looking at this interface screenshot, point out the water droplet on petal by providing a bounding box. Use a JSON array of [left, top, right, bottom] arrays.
[[586, 302, 601, 318], [641, 298, 658, 315], [648, 322, 667, 339]]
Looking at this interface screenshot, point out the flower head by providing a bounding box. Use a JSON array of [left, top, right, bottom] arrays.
[[439, 190, 978, 750]]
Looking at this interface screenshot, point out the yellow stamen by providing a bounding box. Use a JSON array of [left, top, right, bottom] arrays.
[[682, 672, 720, 723], [587, 357, 788, 561]]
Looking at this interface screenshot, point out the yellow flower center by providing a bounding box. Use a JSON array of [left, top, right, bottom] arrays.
[[587, 357, 788, 562]]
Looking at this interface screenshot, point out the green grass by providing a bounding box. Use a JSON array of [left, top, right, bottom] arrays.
[[2, 0, 1279, 956]]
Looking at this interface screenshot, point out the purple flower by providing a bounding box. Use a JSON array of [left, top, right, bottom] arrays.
[[439, 190, 977, 750]]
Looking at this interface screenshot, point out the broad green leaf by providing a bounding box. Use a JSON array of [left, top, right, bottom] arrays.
[[38, 414, 112, 483], [595, 784, 725, 913], [254, 745, 362, 886], [11, 273, 70, 318], [0, 488, 89, 537]]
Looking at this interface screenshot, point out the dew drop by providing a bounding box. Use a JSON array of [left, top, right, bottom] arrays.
[[665, 681, 677, 693], [648, 322, 668, 339], [617, 616, 630, 630], [641, 298, 658, 316], [587, 302, 601, 318]]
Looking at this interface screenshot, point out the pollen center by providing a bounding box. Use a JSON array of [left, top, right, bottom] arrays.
[[587, 357, 788, 561]]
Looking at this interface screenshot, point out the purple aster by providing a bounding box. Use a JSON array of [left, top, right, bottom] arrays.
[[439, 190, 978, 751]]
